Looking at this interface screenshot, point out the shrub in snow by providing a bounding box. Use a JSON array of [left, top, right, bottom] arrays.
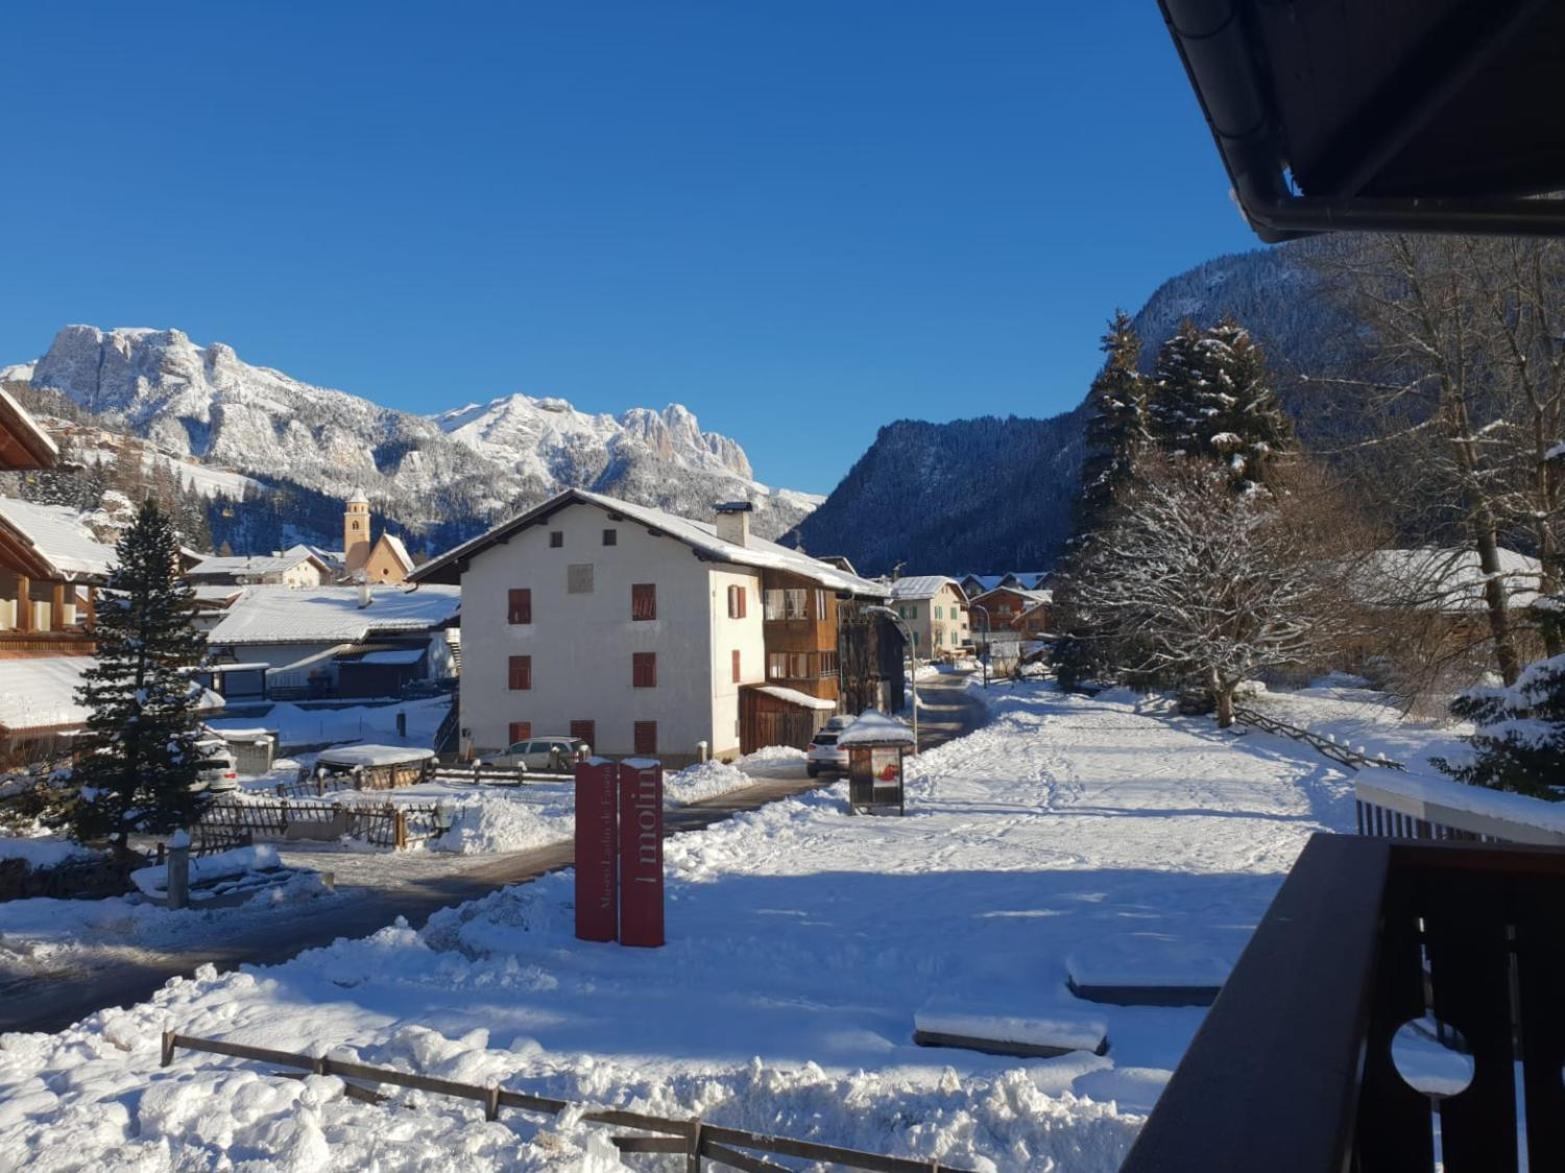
[[1436, 654, 1565, 800]]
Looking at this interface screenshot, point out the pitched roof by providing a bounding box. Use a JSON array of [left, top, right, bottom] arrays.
[[1351, 548, 1542, 614], [0, 387, 58, 471], [889, 575, 965, 603], [186, 544, 330, 581], [0, 657, 221, 735], [206, 584, 461, 645], [378, 532, 415, 574], [968, 585, 1051, 608], [0, 496, 116, 581], [410, 488, 889, 597]]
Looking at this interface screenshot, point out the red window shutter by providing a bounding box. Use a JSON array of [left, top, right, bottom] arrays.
[[731, 648, 741, 683], [632, 583, 657, 621], [508, 655, 532, 690], [570, 720, 595, 750], [508, 588, 532, 624], [730, 584, 747, 618], [633, 651, 657, 688], [508, 721, 532, 744], [634, 720, 658, 756]]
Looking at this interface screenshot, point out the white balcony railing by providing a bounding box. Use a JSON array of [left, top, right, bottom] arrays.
[[1355, 767, 1565, 847]]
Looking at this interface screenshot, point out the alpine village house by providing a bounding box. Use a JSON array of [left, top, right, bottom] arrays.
[[409, 489, 906, 765]]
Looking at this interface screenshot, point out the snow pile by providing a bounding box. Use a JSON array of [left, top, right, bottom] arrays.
[[431, 795, 574, 855], [739, 744, 806, 765], [1242, 680, 1474, 774], [0, 835, 92, 871], [129, 844, 283, 898], [662, 760, 752, 805]]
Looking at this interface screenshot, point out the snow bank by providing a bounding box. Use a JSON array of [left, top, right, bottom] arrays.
[[0, 836, 92, 871], [430, 795, 574, 855], [663, 760, 752, 805], [739, 745, 806, 765], [130, 845, 283, 897]]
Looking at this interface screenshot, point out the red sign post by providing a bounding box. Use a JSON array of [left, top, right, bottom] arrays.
[[617, 758, 665, 947], [574, 759, 619, 942]]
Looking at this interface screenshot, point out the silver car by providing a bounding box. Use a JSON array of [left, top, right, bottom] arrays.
[[479, 736, 587, 772], [805, 715, 854, 777]]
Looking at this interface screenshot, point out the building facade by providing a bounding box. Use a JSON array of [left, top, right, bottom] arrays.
[[889, 576, 970, 658], [411, 490, 896, 764]]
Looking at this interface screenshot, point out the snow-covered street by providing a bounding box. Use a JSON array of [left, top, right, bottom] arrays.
[[0, 678, 1368, 1170]]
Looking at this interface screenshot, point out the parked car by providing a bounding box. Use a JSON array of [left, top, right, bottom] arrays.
[[478, 736, 588, 773], [805, 715, 854, 777], [192, 737, 240, 793]]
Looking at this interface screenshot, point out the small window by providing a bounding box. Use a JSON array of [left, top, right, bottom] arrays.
[[507, 588, 532, 624], [633, 651, 657, 688], [727, 584, 747, 619], [632, 582, 657, 620], [784, 589, 807, 620], [935, 605, 943, 620], [602, 528, 617, 546], [815, 589, 827, 619], [549, 530, 564, 548], [570, 719, 596, 751], [820, 650, 839, 677], [764, 589, 784, 620], [508, 721, 532, 746], [731, 649, 741, 683], [789, 652, 810, 678], [634, 720, 658, 756], [767, 651, 787, 679], [508, 655, 532, 690], [567, 564, 594, 594]]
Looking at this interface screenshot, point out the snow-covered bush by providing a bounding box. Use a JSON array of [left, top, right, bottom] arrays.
[[1436, 655, 1565, 800]]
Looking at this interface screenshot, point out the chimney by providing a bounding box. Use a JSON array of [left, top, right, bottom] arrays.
[[714, 500, 753, 547]]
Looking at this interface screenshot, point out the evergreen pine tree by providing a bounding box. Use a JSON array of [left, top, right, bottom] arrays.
[[1435, 655, 1565, 800], [67, 500, 210, 854], [1150, 317, 1294, 490], [1076, 310, 1151, 531]]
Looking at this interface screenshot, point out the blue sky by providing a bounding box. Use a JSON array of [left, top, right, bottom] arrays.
[[1, 2, 1257, 494]]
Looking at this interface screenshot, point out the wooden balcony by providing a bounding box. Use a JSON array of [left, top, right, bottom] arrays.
[[1120, 833, 1565, 1172], [0, 582, 96, 658]]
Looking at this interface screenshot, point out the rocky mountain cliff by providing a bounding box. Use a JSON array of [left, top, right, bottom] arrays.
[[13, 326, 818, 551]]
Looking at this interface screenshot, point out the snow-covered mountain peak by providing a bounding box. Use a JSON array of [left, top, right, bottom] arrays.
[[19, 325, 812, 543]]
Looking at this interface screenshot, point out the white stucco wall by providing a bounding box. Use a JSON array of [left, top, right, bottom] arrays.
[[458, 500, 764, 759], [706, 568, 767, 759]]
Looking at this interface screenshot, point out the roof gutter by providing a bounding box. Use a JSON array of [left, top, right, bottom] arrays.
[[1158, 0, 1565, 240]]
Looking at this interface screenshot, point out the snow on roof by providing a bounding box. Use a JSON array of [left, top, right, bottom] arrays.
[[0, 496, 116, 580], [751, 684, 839, 711], [0, 385, 59, 468], [315, 744, 436, 767], [839, 710, 916, 746], [187, 544, 327, 580], [207, 584, 461, 645], [969, 584, 1051, 607], [380, 533, 415, 573], [348, 487, 369, 505], [0, 658, 222, 733], [959, 572, 1050, 593], [890, 576, 965, 602], [411, 488, 890, 597], [1353, 547, 1542, 613], [190, 584, 245, 604], [355, 648, 426, 665]]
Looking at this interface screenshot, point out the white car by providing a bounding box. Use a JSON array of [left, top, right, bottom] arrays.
[[192, 738, 239, 793], [805, 716, 854, 777], [478, 736, 588, 773]]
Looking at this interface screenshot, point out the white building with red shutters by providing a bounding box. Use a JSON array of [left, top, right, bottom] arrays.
[[409, 488, 890, 765]]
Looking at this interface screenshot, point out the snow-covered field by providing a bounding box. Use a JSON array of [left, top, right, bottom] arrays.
[[0, 679, 1394, 1171]]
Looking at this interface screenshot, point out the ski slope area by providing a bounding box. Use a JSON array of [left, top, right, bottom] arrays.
[[0, 682, 1364, 1171]]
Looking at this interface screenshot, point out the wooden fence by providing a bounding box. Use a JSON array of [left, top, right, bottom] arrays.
[[161, 1031, 973, 1171], [196, 798, 443, 850], [431, 763, 530, 786], [1232, 705, 1406, 772]]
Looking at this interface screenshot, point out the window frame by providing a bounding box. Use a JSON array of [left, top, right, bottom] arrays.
[[507, 655, 532, 691], [549, 530, 564, 548], [507, 587, 532, 625], [631, 582, 657, 620], [632, 651, 657, 688]]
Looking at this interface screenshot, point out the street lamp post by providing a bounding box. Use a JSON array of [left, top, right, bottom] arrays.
[[867, 605, 918, 755], [970, 603, 991, 689]]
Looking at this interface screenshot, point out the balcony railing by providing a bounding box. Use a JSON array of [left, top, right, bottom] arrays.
[[1120, 833, 1565, 1172], [1356, 767, 1565, 847]]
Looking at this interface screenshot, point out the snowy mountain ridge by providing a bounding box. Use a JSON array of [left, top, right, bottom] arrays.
[[15, 325, 817, 544]]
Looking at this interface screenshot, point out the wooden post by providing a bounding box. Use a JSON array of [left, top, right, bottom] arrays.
[[15, 574, 29, 632], [688, 1119, 702, 1172], [50, 582, 64, 631], [161, 1030, 176, 1067], [485, 1085, 501, 1122], [83, 585, 96, 630], [167, 835, 190, 910]]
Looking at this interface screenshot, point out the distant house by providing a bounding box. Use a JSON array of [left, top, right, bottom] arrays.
[[968, 585, 1053, 641], [958, 571, 1050, 598], [409, 488, 901, 763], [185, 544, 332, 588], [205, 583, 460, 700], [888, 576, 971, 658], [342, 490, 416, 584]]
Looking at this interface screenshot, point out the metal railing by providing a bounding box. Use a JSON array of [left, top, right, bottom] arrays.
[[1120, 834, 1565, 1172], [160, 1031, 973, 1171]]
